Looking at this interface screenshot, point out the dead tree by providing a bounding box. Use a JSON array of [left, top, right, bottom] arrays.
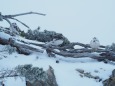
[[0, 15, 115, 62], [0, 12, 46, 30], [0, 32, 115, 62], [20, 40, 115, 61], [1, 31, 114, 62], [0, 36, 43, 55]]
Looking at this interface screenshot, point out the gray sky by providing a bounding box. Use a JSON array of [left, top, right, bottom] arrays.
[[0, 0, 115, 45]]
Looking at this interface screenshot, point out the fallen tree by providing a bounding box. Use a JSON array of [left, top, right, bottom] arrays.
[[29, 41, 115, 62], [0, 35, 43, 55], [1, 28, 115, 63], [0, 12, 115, 62], [1, 29, 115, 62], [0, 12, 46, 29]]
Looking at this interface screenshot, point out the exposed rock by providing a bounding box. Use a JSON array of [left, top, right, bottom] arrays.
[[103, 69, 115, 86], [94, 70, 99, 73], [76, 69, 84, 74], [103, 77, 115, 86], [26, 80, 47, 86], [45, 66, 58, 86], [84, 72, 91, 78], [56, 60, 59, 63], [76, 69, 101, 82], [112, 69, 115, 77]]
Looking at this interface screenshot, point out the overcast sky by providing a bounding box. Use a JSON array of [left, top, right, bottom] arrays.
[[0, 0, 115, 45]]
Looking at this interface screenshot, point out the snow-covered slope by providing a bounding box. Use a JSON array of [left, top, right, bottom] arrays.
[[0, 29, 115, 86], [0, 43, 115, 86]]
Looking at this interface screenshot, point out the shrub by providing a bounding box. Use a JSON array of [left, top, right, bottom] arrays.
[[15, 64, 47, 83], [106, 43, 115, 52], [3, 45, 17, 54]]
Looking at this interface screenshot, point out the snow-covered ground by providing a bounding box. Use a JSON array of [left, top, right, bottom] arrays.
[[0, 44, 115, 86], [0, 77, 26, 86], [0, 0, 115, 85], [0, 28, 115, 86]]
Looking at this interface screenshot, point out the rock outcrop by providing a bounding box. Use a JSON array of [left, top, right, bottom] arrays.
[[103, 69, 115, 86]]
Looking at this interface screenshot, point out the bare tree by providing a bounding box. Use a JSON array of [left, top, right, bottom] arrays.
[[0, 12, 46, 31]]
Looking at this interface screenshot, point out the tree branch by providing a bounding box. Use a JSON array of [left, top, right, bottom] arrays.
[[0, 36, 43, 55], [0, 11, 46, 30], [4, 11, 46, 18], [3, 18, 12, 27], [9, 17, 30, 29]]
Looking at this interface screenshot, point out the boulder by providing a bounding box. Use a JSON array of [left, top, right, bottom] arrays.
[[112, 69, 115, 77], [103, 69, 115, 86]]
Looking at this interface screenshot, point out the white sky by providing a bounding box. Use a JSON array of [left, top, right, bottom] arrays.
[[0, 0, 115, 45]]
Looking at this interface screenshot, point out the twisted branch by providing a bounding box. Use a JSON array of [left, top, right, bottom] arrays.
[[4, 11, 46, 18], [9, 17, 30, 29], [0, 11, 46, 29]]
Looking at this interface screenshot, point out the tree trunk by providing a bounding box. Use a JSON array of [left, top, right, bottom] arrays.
[[0, 36, 43, 55]]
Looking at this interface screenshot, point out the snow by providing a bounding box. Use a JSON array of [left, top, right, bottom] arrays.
[[0, 32, 11, 39], [15, 36, 44, 44], [2, 77, 26, 86], [0, 27, 115, 86], [45, 39, 63, 46], [0, 46, 115, 86], [0, 0, 114, 85]]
